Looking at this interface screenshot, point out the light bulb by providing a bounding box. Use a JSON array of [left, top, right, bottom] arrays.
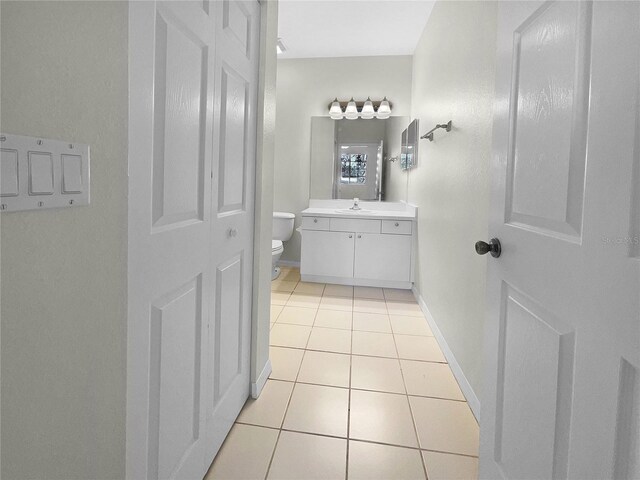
[[345, 98, 358, 120], [329, 98, 343, 119], [376, 97, 391, 119], [361, 97, 375, 119]]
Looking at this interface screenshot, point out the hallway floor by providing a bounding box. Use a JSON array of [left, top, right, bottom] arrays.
[[206, 267, 479, 480]]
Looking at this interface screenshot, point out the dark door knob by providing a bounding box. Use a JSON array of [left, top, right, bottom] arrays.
[[475, 238, 501, 258]]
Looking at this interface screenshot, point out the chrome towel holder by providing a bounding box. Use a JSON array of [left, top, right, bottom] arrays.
[[421, 120, 452, 141]]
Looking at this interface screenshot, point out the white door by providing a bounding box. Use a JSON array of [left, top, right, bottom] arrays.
[[127, 1, 260, 478], [480, 2, 640, 479], [204, 0, 260, 463]]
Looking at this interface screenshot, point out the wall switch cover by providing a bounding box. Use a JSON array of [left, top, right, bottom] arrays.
[[0, 133, 90, 212]]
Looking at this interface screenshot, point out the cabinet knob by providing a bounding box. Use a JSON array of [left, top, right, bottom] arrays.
[[314, 218, 318, 223], [395, 222, 399, 227], [357, 234, 362, 239], [348, 234, 353, 238]]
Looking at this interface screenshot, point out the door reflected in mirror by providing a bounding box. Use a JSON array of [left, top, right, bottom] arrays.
[[310, 116, 410, 201]]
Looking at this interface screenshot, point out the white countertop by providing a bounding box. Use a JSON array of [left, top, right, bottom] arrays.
[[301, 201, 417, 220]]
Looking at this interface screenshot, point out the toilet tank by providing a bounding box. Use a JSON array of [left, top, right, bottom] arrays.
[[273, 212, 295, 241]]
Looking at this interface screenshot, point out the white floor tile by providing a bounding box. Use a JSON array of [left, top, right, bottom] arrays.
[[395, 335, 446, 362], [410, 396, 479, 456], [389, 315, 433, 336], [306, 327, 351, 354], [351, 331, 397, 358], [205, 423, 278, 480], [383, 288, 416, 302], [353, 311, 392, 333], [354, 286, 385, 300], [349, 390, 418, 447], [319, 295, 354, 312], [236, 380, 294, 428], [269, 347, 304, 382], [386, 300, 423, 317], [283, 383, 349, 437], [294, 281, 325, 295], [276, 306, 317, 326], [287, 292, 322, 308], [324, 284, 354, 297], [422, 451, 478, 480], [353, 298, 388, 314], [267, 431, 347, 480], [348, 441, 425, 480], [314, 309, 352, 330], [401, 360, 465, 400], [297, 350, 351, 388], [270, 324, 311, 349], [351, 355, 405, 394]]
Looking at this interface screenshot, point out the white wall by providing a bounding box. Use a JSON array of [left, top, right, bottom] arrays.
[[274, 56, 413, 262], [0, 2, 128, 478], [408, 0, 498, 400], [252, 0, 279, 396]]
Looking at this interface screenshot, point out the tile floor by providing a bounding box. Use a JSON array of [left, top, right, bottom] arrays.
[[206, 267, 479, 480]]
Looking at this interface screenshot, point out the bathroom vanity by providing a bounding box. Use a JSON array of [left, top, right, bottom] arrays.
[[300, 200, 417, 288]]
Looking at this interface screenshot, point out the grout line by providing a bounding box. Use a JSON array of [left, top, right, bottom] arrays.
[[390, 317, 429, 480], [270, 341, 447, 364], [235, 421, 479, 459], [344, 305, 354, 480]]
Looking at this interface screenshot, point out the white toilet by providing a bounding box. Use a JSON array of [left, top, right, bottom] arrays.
[[272, 212, 295, 280]]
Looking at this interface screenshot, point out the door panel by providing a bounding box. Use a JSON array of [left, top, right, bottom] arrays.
[[481, 2, 640, 479], [506, 1, 590, 240], [205, 0, 260, 464], [152, 8, 208, 229], [215, 254, 244, 399], [150, 277, 203, 480], [217, 66, 248, 214], [494, 283, 574, 480]]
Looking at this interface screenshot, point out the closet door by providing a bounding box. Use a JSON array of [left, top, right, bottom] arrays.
[[127, 1, 260, 478], [204, 0, 261, 464], [127, 2, 215, 479]]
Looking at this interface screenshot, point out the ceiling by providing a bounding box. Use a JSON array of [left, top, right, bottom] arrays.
[[277, 0, 436, 59]]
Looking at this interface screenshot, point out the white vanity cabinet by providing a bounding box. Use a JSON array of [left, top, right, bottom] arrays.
[[300, 211, 416, 289]]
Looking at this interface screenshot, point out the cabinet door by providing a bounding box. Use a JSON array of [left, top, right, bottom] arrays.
[[301, 230, 355, 278], [354, 233, 412, 282]]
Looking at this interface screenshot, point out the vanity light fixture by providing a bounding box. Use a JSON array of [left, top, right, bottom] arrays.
[[326, 97, 393, 120], [345, 98, 359, 120]]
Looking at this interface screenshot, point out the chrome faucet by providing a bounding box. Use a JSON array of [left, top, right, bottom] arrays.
[[350, 198, 361, 210]]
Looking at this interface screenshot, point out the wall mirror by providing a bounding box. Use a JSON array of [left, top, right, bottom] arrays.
[[401, 118, 419, 170], [310, 116, 410, 201]]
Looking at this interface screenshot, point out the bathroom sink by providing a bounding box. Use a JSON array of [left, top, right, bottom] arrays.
[[334, 209, 373, 214]]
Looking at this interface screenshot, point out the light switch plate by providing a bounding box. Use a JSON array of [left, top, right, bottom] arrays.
[[0, 133, 90, 212]]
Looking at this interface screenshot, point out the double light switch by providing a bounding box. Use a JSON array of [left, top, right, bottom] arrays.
[[0, 133, 90, 212]]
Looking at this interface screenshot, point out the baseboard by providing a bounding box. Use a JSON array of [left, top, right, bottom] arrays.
[[301, 274, 412, 289], [277, 259, 300, 268], [411, 286, 481, 421], [251, 359, 272, 399]]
